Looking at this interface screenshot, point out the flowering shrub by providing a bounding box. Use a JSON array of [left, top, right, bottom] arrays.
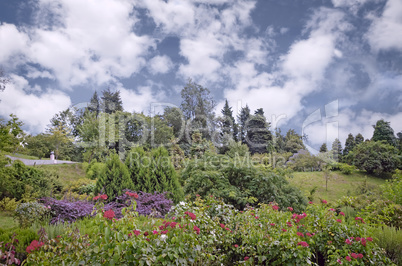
[[14, 201, 50, 228], [39, 197, 94, 224], [24, 197, 393, 265]]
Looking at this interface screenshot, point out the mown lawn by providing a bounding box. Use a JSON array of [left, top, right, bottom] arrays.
[[0, 211, 18, 230], [37, 163, 87, 185], [288, 170, 386, 203]]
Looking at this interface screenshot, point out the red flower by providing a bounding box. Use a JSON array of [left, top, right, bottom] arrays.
[[93, 195, 100, 200], [308, 201, 313, 204], [358, 254, 363, 259], [287, 207, 293, 211], [351, 253, 358, 259], [103, 209, 115, 220], [234, 244, 239, 248], [144, 231, 149, 236], [329, 208, 336, 211], [337, 258, 342, 264], [100, 194, 108, 200], [367, 237, 373, 242], [255, 216, 259, 219], [244, 257, 250, 261], [26, 240, 44, 254], [152, 230, 159, 235], [220, 223, 225, 228], [297, 241, 309, 247], [306, 233, 313, 237], [133, 230, 141, 236], [356, 237, 361, 241], [128, 232, 132, 237], [184, 211, 197, 220], [282, 228, 287, 232], [339, 212, 345, 216], [321, 199, 327, 204], [297, 232, 304, 237], [345, 256, 351, 262], [345, 239, 352, 245], [193, 225, 200, 234], [272, 205, 279, 211], [336, 219, 342, 223], [146, 238, 150, 242], [270, 223, 276, 227], [170, 222, 177, 228], [161, 230, 168, 234]]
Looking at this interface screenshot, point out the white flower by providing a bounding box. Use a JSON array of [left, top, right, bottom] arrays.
[[179, 201, 186, 206], [160, 234, 167, 240]]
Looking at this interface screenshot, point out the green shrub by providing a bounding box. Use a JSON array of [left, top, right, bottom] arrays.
[[372, 226, 402, 265], [381, 170, 402, 205], [86, 160, 106, 180], [339, 163, 354, 175], [94, 152, 134, 201], [14, 202, 49, 228], [182, 158, 307, 212], [0, 227, 37, 259], [0, 197, 19, 211]]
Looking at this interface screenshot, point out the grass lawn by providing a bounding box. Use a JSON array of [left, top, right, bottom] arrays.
[[288, 170, 386, 203], [37, 163, 87, 185], [0, 211, 18, 230]]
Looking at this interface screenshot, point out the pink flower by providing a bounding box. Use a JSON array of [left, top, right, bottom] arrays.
[[321, 199, 327, 204], [184, 211, 197, 220], [234, 244, 239, 248], [297, 232, 304, 237], [329, 208, 336, 211], [133, 230, 141, 236], [244, 257, 249, 261], [336, 219, 342, 223], [339, 212, 345, 216], [282, 228, 287, 232], [287, 207, 293, 211], [272, 205, 279, 211], [345, 256, 351, 262], [357, 254, 363, 259], [220, 223, 225, 228], [161, 230, 168, 234], [100, 194, 108, 200], [337, 259, 342, 264], [306, 233, 313, 237], [297, 241, 309, 247], [128, 232, 132, 237], [367, 237, 373, 242], [152, 230, 159, 235], [170, 222, 177, 228], [308, 201, 313, 204], [103, 209, 115, 220], [144, 231, 149, 236], [270, 223, 276, 227], [356, 237, 361, 241], [351, 253, 358, 259], [193, 225, 200, 234], [345, 239, 352, 245], [255, 216, 259, 219]]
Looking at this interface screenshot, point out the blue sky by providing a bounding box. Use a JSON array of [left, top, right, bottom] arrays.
[[0, 0, 401, 152]]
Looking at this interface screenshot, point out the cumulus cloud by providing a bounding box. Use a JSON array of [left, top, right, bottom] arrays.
[[119, 85, 165, 114], [366, 0, 402, 52], [0, 75, 71, 133], [148, 55, 174, 75]]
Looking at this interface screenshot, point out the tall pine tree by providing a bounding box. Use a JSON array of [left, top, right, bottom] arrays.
[[343, 133, 355, 156], [125, 146, 149, 192], [238, 105, 250, 145], [88, 91, 100, 117], [331, 138, 343, 161], [101, 88, 123, 114], [355, 133, 364, 146]]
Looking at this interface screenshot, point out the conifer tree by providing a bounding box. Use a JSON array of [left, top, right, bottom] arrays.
[[125, 146, 149, 191], [331, 138, 343, 161], [238, 105, 250, 145], [355, 133, 364, 146], [343, 133, 355, 156], [221, 99, 238, 140], [94, 152, 134, 200], [88, 91, 100, 117], [319, 143, 327, 153], [247, 108, 272, 154]]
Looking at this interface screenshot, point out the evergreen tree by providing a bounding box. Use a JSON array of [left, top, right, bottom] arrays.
[[94, 152, 134, 200], [355, 133, 364, 146], [246, 108, 272, 154], [88, 91, 100, 117], [238, 105, 250, 145], [372, 119, 396, 146], [274, 128, 286, 153], [331, 138, 343, 161], [397, 132, 402, 153], [319, 143, 327, 153], [221, 99, 238, 140], [125, 146, 149, 192], [343, 133, 355, 157], [149, 147, 184, 203], [284, 129, 305, 154], [101, 88, 123, 114]]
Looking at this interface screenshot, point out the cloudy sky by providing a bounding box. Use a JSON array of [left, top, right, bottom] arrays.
[[0, 0, 401, 152]]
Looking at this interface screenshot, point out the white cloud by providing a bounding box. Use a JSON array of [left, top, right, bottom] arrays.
[[148, 55, 174, 75], [366, 0, 402, 52], [0, 23, 29, 66], [0, 75, 71, 133], [119, 86, 165, 114]]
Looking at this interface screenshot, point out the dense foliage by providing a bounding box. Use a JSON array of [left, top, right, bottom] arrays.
[[182, 156, 307, 211], [23, 197, 393, 265]]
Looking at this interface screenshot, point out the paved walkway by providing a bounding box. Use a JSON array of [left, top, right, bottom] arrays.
[[6, 155, 77, 166]]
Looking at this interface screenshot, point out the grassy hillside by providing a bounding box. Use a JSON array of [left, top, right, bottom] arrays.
[[288, 170, 386, 203], [37, 163, 87, 185]]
